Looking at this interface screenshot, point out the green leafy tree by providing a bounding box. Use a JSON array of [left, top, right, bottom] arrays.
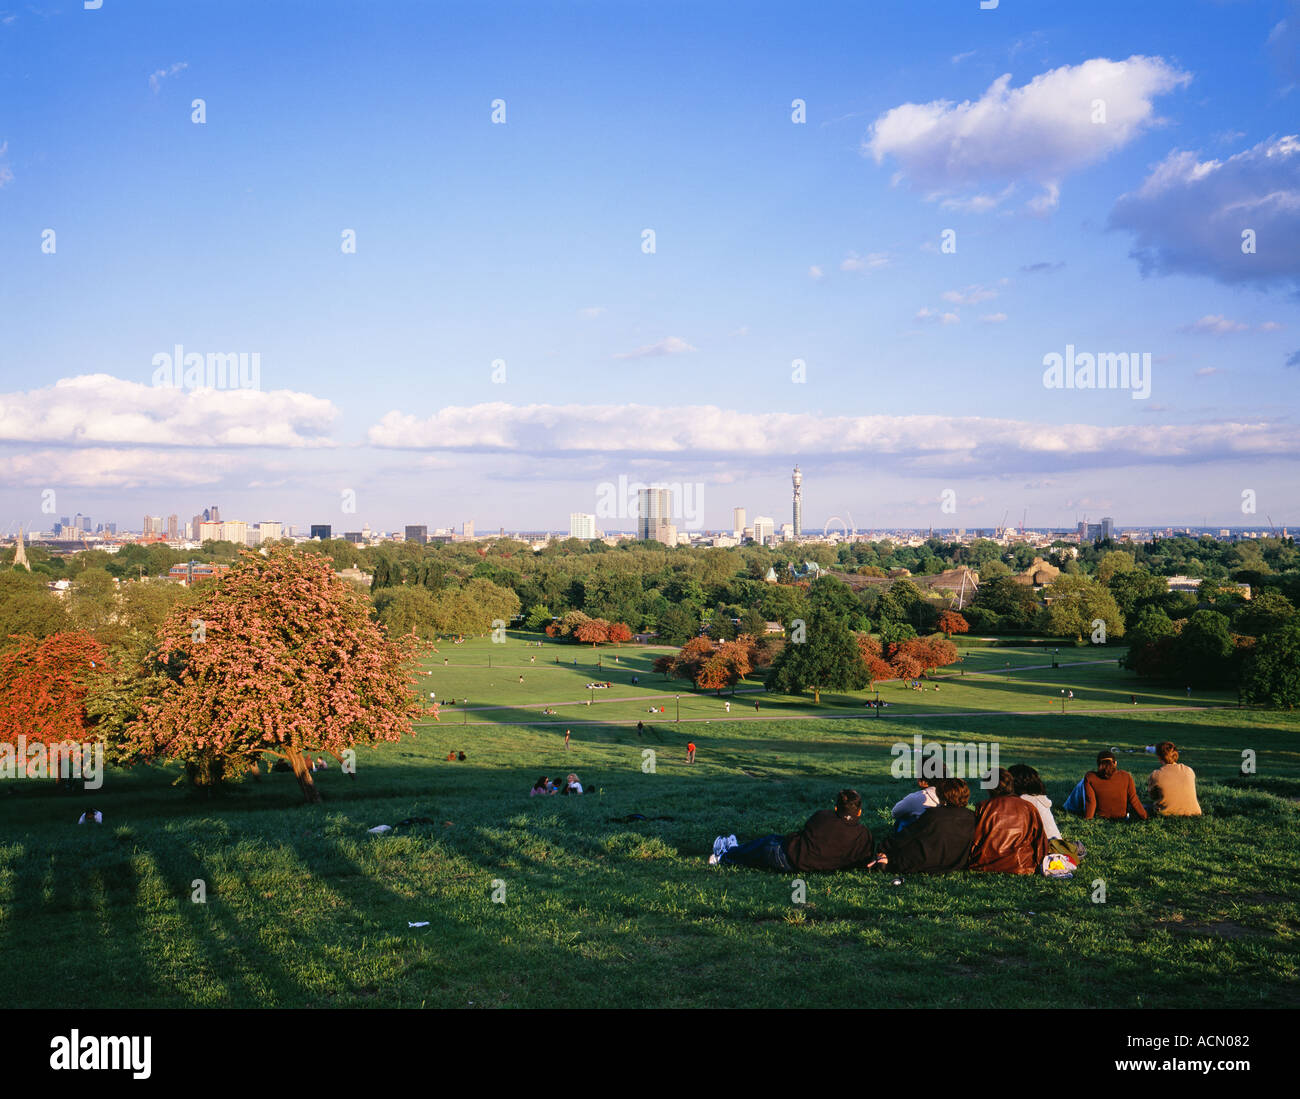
[[1043, 574, 1125, 643], [765, 609, 868, 704], [1242, 623, 1300, 708]]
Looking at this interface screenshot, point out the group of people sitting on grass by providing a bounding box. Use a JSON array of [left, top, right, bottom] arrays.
[[531, 774, 584, 796], [709, 742, 1200, 877]]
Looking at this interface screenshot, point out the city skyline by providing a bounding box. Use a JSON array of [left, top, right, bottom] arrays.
[[2, 2, 1297, 534]]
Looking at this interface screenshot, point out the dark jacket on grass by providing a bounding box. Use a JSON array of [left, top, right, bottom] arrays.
[[783, 809, 875, 872], [880, 804, 975, 874], [969, 795, 1048, 875]]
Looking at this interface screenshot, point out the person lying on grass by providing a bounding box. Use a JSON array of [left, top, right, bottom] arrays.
[[868, 777, 975, 874], [968, 767, 1048, 875], [709, 789, 874, 872], [1083, 750, 1147, 821]]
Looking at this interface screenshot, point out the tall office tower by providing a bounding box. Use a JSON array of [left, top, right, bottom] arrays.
[[753, 516, 775, 545], [103, 522, 116, 535], [569, 513, 597, 540], [732, 507, 746, 535], [74, 512, 87, 531], [258, 521, 283, 543], [1101, 516, 1114, 541], [167, 514, 178, 540], [192, 513, 204, 538], [209, 506, 221, 522], [404, 525, 428, 545], [463, 520, 474, 539], [792, 466, 802, 537], [143, 514, 154, 535], [637, 487, 674, 543], [310, 524, 331, 540], [1077, 520, 1088, 541]]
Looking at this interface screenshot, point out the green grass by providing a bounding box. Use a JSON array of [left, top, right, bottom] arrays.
[[1, 634, 1296, 1008]]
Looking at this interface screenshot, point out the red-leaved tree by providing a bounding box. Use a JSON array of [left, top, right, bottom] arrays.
[[0, 632, 107, 779], [575, 618, 611, 646], [936, 611, 969, 639], [128, 548, 420, 802], [607, 622, 633, 646]]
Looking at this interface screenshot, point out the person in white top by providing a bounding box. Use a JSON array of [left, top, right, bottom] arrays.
[[891, 779, 941, 830], [1008, 763, 1061, 839]]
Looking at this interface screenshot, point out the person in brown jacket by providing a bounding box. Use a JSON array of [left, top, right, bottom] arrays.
[[1147, 742, 1202, 816], [1084, 750, 1147, 820], [969, 768, 1048, 874]]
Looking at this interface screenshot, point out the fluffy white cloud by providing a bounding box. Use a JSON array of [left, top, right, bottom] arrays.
[[916, 307, 960, 324], [980, 313, 1008, 324], [841, 251, 889, 272], [578, 306, 605, 318], [612, 337, 696, 360], [0, 447, 241, 489], [367, 402, 1299, 474], [149, 61, 188, 92], [809, 265, 824, 280], [1109, 135, 1300, 288], [0, 374, 339, 448], [1182, 314, 1249, 334], [942, 283, 1001, 305], [866, 56, 1190, 212]]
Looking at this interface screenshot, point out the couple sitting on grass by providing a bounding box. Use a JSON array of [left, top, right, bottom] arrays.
[[711, 767, 1079, 876], [1059, 742, 1201, 821]]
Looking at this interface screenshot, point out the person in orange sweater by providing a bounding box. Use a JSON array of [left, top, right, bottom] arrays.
[[1084, 751, 1147, 820], [969, 768, 1048, 874], [1147, 741, 1202, 816]]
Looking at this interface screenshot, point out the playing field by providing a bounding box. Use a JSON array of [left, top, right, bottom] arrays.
[[1, 634, 1296, 1008]]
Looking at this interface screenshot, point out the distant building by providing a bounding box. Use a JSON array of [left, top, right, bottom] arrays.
[[463, 521, 474, 540], [791, 466, 803, 536], [637, 488, 674, 544], [343, 531, 364, 544], [166, 514, 178, 540], [310, 524, 332, 540], [166, 562, 231, 586], [753, 516, 775, 545], [732, 507, 746, 536], [1101, 517, 1114, 540], [404, 525, 428, 545], [569, 513, 597, 540], [257, 521, 282, 543]]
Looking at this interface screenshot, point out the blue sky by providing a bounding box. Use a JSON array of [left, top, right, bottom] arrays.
[[1, 0, 1297, 535]]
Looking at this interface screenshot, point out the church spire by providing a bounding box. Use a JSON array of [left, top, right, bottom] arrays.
[[14, 525, 29, 570]]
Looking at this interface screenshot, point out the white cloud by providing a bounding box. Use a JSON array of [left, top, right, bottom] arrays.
[[612, 337, 697, 360], [916, 307, 960, 324], [809, 265, 825, 280], [951, 51, 976, 65], [0, 141, 11, 188], [1194, 367, 1223, 377], [1181, 314, 1249, 334], [149, 61, 189, 93], [0, 374, 339, 448], [942, 283, 1001, 305], [1109, 135, 1300, 288], [578, 306, 605, 318], [1259, 321, 1285, 332], [980, 313, 1008, 323], [0, 447, 241, 489], [866, 56, 1190, 212], [366, 401, 1300, 475], [841, 251, 889, 272]]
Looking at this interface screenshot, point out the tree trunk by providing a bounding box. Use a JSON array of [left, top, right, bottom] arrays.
[[813, 686, 821, 704], [287, 747, 321, 804]]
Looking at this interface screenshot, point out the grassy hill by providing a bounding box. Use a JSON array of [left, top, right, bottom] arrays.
[[1, 635, 1296, 1008]]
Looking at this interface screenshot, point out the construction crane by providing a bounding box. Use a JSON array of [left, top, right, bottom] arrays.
[[998, 509, 1009, 538]]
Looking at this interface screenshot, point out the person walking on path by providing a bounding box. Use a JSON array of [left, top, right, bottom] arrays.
[[754, 700, 760, 712], [687, 742, 696, 764], [564, 729, 571, 751], [636, 720, 645, 736]]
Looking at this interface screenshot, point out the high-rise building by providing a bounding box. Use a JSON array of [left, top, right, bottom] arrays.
[[569, 513, 597, 540], [792, 466, 802, 537], [463, 520, 474, 539], [257, 521, 282, 543], [343, 531, 364, 544], [753, 516, 775, 545], [405, 525, 428, 545], [1101, 517, 1114, 540], [310, 524, 332, 540], [103, 522, 116, 535], [1077, 520, 1088, 541], [199, 521, 223, 541], [222, 520, 249, 545], [167, 514, 178, 540], [143, 514, 154, 535], [732, 507, 746, 535], [209, 505, 221, 523], [637, 488, 674, 543]]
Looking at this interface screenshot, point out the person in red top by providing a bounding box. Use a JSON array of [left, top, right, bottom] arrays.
[[1084, 750, 1147, 820], [686, 742, 696, 764]]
